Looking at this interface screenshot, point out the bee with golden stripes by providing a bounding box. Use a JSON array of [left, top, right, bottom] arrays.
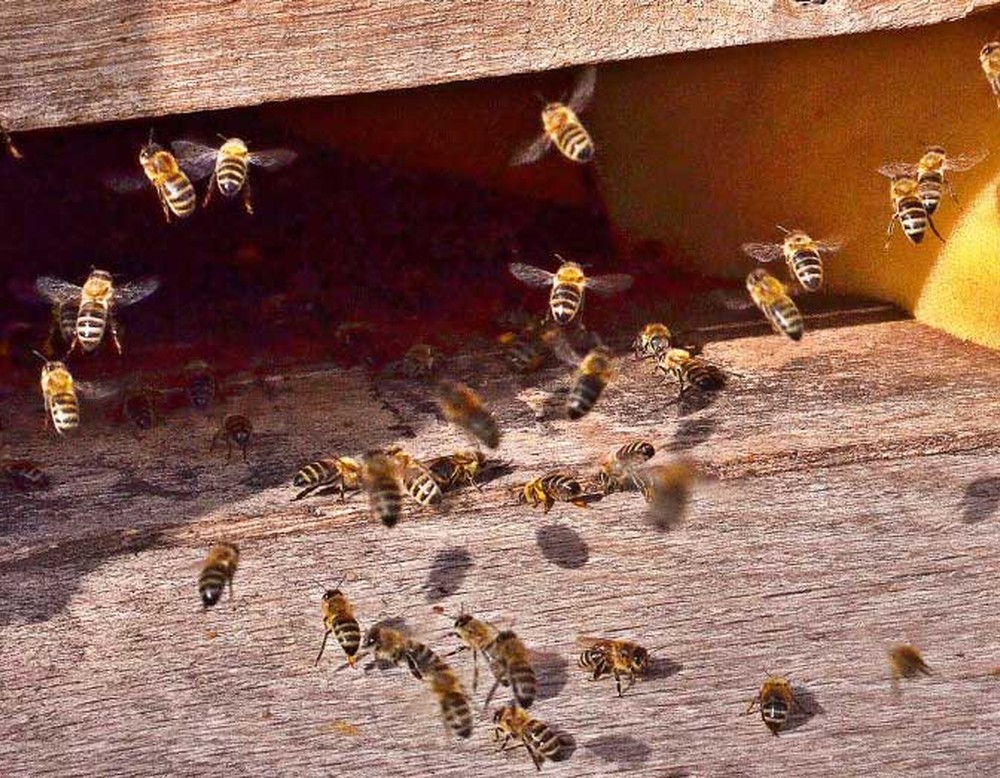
[[212, 414, 253, 462], [880, 147, 987, 216], [632, 323, 673, 361], [386, 446, 443, 507], [517, 473, 587, 514], [315, 584, 362, 668], [3, 460, 50, 491], [198, 541, 240, 608], [655, 348, 726, 397], [437, 380, 501, 449], [483, 630, 538, 709], [493, 704, 572, 771], [1, 119, 22, 159], [981, 41, 1000, 106], [292, 456, 363, 501], [426, 450, 487, 492], [577, 637, 651, 697], [172, 137, 297, 215], [37, 357, 81, 435], [437, 606, 499, 691], [508, 257, 633, 327], [35, 269, 159, 356], [428, 666, 474, 739], [511, 65, 598, 165], [742, 227, 840, 292], [878, 169, 943, 246], [565, 346, 613, 420], [640, 459, 698, 531], [597, 441, 655, 494], [746, 675, 802, 736], [361, 623, 440, 680], [361, 451, 404, 527], [127, 133, 198, 222], [746, 269, 805, 342], [889, 643, 931, 681]]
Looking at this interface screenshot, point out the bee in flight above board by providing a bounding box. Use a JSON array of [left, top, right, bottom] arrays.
[[745, 269, 805, 342], [104, 131, 198, 222], [981, 41, 1000, 107], [171, 137, 298, 214], [508, 256, 632, 327], [741, 227, 841, 292], [510, 65, 598, 166], [878, 147, 986, 216], [878, 168, 943, 247]]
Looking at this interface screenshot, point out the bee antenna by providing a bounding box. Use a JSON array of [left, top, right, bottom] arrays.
[[147, 128, 155, 145], [30, 349, 49, 364], [217, 132, 228, 143], [775, 224, 791, 235]]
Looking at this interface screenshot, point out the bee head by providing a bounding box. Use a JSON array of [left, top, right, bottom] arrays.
[[631, 646, 650, 672], [981, 41, 1000, 60]]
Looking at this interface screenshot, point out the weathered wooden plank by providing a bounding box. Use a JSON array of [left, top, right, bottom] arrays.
[[1, 1, 995, 132]]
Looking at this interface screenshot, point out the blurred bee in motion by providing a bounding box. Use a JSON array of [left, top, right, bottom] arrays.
[[981, 41, 1000, 107], [632, 323, 673, 361], [437, 380, 501, 449], [565, 346, 613, 420], [428, 667, 474, 739], [508, 257, 633, 327], [35, 270, 160, 357], [741, 227, 840, 292], [361, 451, 404, 527], [511, 65, 598, 165], [198, 541, 240, 608], [212, 414, 253, 462], [746, 675, 801, 736], [1, 119, 22, 159], [361, 624, 439, 680], [656, 348, 726, 397], [484, 630, 538, 709], [497, 319, 556, 374], [879, 147, 987, 216], [426, 450, 488, 492], [2, 460, 50, 491], [746, 269, 805, 342], [383, 342, 442, 379], [493, 704, 572, 771], [315, 584, 361, 668], [121, 386, 158, 434], [577, 637, 650, 697], [889, 643, 931, 681], [640, 459, 698, 531], [386, 446, 443, 507], [171, 137, 298, 215], [878, 170, 942, 246], [292, 456, 363, 501], [46, 300, 80, 355], [184, 360, 219, 411], [597, 441, 656, 494], [517, 473, 587, 514]]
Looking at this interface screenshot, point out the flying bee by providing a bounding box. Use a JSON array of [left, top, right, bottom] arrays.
[[639, 459, 698, 531], [37, 357, 81, 435], [361, 451, 404, 527], [47, 300, 80, 354], [386, 446, 443, 507], [889, 643, 931, 680], [511, 65, 598, 165], [981, 41, 1000, 106], [632, 323, 673, 360], [292, 456, 363, 501], [212, 414, 253, 462], [741, 227, 841, 292], [184, 360, 218, 410], [1, 119, 22, 159], [437, 380, 501, 449], [498, 319, 556, 373], [746, 269, 805, 342], [315, 585, 362, 668], [484, 630, 538, 709], [427, 667, 474, 739], [384, 342, 442, 379], [171, 137, 297, 214], [122, 133, 198, 222], [360, 624, 441, 680], [746, 675, 801, 736], [577, 637, 650, 697], [878, 170, 943, 246], [508, 257, 633, 327], [655, 348, 726, 397], [517, 473, 587, 514], [493, 705, 572, 771], [426, 450, 488, 492], [2, 460, 50, 491], [35, 269, 160, 356], [198, 541, 240, 608], [437, 607, 500, 692], [597, 441, 656, 495], [879, 147, 987, 216], [565, 346, 613, 420]]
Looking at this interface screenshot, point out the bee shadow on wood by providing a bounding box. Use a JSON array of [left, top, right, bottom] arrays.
[[784, 683, 824, 733], [475, 459, 516, 488], [673, 390, 720, 418], [960, 476, 1000, 524], [533, 650, 569, 702], [535, 523, 589, 569], [422, 547, 474, 603], [645, 656, 684, 682], [668, 416, 719, 451], [585, 734, 652, 769]]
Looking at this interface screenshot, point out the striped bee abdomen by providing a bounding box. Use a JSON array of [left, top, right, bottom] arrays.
[[370, 478, 402, 527], [164, 172, 197, 218], [438, 691, 474, 739], [764, 299, 805, 342], [788, 248, 823, 291], [49, 391, 80, 433], [898, 195, 928, 243], [567, 373, 605, 419], [198, 542, 239, 608], [404, 468, 442, 506], [334, 617, 361, 660], [549, 283, 583, 325], [506, 659, 538, 708], [917, 170, 943, 215], [75, 300, 108, 352], [216, 155, 248, 197], [555, 122, 594, 163], [525, 720, 571, 762], [294, 459, 338, 488], [543, 474, 581, 500], [578, 647, 610, 677], [762, 697, 790, 733]]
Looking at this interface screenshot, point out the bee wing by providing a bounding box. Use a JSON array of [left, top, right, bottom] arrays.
[[34, 277, 82, 305], [114, 276, 161, 307], [815, 237, 844, 255], [101, 171, 148, 193], [546, 329, 582, 368], [586, 273, 634, 296], [509, 133, 553, 167], [248, 147, 299, 170], [170, 140, 219, 181], [576, 636, 613, 650], [74, 379, 118, 400], [944, 149, 988, 171], [878, 162, 917, 178], [508, 262, 555, 288], [567, 65, 597, 114], [740, 242, 784, 262]]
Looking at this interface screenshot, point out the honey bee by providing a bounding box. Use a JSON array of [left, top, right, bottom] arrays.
[[981, 41, 1000, 106], [484, 630, 538, 709], [640, 460, 697, 531], [632, 323, 673, 361], [566, 346, 613, 420], [889, 643, 931, 680], [577, 637, 650, 696], [517, 473, 587, 514], [361, 624, 442, 680], [508, 257, 633, 327], [2, 460, 50, 491], [746, 269, 805, 342], [437, 381, 501, 449], [315, 585, 362, 667], [746, 675, 800, 736], [386, 342, 442, 379], [47, 300, 80, 354], [184, 360, 218, 410], [439, 607, 499, 691], [511, 65, 598, 165], [361, 451, 404, 527], [1, 119, 22, 159], [198, 541, 240, 608], [37, 357, 81, 435], [171, 137, 297, 214], [35, 269, 160, 356], [878, 171, 943, 246], [497, 319, 556, 373], [597, 441, 656, 494], [879, 147, 987, 216], [426, 450, 488, 492], [138, 134, 198, 222], [493, 704, 572, 770], [212, 414, 253, 462], [655, 348, 726, 397], [292, 456, 363, 501], [121, 386, 158, 433], [428, 667, 474, 739], [386, 446, 443, 507], [741, 227, 840, 292]]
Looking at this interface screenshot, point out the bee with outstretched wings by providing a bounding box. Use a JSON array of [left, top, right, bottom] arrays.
[[511, 65, 598, 166], [508, 256, 632, 327]]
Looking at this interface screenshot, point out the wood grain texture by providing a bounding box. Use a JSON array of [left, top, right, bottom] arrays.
[[1, 0, 997, 132], [1, 318, 1000, 776]]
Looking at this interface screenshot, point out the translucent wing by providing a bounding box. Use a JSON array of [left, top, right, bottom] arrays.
[[114, 276, 161, 307], [170, 140, 219, 180], [508, 262, 555, 288], [509, 133, 553, 167], [576, 636, 614, 650], [102, 171, 148, 194], [546, 329, 582, 368], [944, 149, 988, 172], [74, 379, 118, 401], [248, 148, 299, 170], [567, 65, 597, 114], [815, 237, 844, 255], [741, 242, 785, 262], [34, 277, 83, 305], [587, 273, 634, 296], [878, 162, 917, 178]]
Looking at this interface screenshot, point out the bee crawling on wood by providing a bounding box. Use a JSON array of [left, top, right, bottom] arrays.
[[746, 675, 805, 736], [292, 456, 363, 501], [517, 473, 589, 514], [577, 637, 651, 697], [632, 322, 674, 361], [315, 581, 362, 668], [212, 414, 253, 462], [425, 450, 488, 493], [198, 542, 240, 608], [493, 704, 573, 771], [597, 441, 656, 495], [655, 348, 727, 398]]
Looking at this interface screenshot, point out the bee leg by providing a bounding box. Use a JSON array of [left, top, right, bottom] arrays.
[[242, 173, 254, 215], [226, 440, 234, 463], [615, 671, 624, 697], [108, 314, 123, 356], [241, 443, 249, 463], [202, 171, 216, 209], [744, 697, 760, 715], [883, 215, 896, 250], [472, 648, 479, 692], [528, 747, 544, 771], [315, 630, 332, 665], [483, 676, 502, 711], [928, 214, 946, 244]]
